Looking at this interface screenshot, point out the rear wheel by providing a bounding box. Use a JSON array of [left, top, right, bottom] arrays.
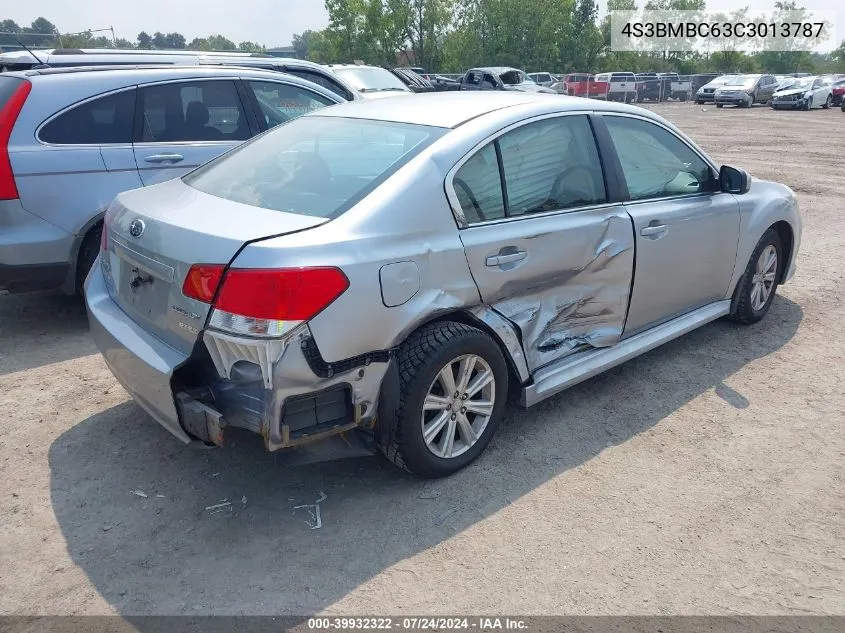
[[730, 229, 782, 325], [75, 223, 102, 294], [381, 322, 509, 478]]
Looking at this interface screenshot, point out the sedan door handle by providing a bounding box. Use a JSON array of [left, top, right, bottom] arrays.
[[486, 251, 527, 267], [143, 154, 184, 164], [640, 224, 668, 238]]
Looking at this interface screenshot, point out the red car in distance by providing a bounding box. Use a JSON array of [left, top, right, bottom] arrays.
[[831, 77, 845, 107], [562, 73, 594, 97]]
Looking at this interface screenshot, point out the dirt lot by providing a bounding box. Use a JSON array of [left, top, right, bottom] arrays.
[[0, 103, 843, 617]]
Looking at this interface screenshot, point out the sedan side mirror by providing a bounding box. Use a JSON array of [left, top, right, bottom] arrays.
[[719, 165, 750, 194]]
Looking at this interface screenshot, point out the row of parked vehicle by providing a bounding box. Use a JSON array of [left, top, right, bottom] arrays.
[[523, 70, 845, 110], [0, 46, 802, 477]]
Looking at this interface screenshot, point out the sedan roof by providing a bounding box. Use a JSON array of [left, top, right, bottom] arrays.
[[310, 91, 643, 128]]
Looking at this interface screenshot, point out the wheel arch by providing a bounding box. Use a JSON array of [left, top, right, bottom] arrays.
[[61, 211, 105, 294]]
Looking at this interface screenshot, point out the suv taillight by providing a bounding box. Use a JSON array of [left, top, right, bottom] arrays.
[[0, 80, 31, 201], [182, 265, 349, 337]]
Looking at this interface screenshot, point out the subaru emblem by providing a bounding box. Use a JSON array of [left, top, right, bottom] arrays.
[[128, 219, 145, 238]]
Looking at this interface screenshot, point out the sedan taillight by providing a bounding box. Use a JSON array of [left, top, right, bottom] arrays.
[[183, 265, 349, 337]]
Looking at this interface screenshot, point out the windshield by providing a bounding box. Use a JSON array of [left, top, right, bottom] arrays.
[[332, 67, 410, 93], [724, 75, 757, 87], [710, 76, 734, 85], [184, 116, 446, 218]]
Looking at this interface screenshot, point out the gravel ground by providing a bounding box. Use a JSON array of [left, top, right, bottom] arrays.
[[0, 102, 843, 617]]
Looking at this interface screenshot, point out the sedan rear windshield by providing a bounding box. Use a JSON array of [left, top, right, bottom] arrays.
[[183, 116, 446, 218]]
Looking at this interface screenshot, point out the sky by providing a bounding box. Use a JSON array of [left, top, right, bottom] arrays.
[[4, 0, 842, 50]]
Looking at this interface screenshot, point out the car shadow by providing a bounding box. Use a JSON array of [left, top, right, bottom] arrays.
[[48, 296, 802, 617], [0, 291, 93, 376]]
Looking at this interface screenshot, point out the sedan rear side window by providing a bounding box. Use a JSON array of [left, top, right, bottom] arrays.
[[40, 89, 135, 145], [453, 115, 606, 224], [604, 116, 714, 201], [184, 116, 445, 218]]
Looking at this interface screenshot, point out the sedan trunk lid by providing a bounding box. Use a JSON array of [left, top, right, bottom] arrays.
[[102, 178, 327, 354]]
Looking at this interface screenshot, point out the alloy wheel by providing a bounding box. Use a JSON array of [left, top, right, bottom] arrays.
[[420, 354, 495, 459], [750, 245, 778, 311]]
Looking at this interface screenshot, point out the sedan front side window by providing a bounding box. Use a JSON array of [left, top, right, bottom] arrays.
[[603, 116, 714, 201]]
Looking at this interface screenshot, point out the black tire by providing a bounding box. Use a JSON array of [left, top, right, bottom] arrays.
[[716, 103, 723, 108], [803, 97, 812, 111], [75, 223, 102, 294], [730, 228, 783, 325], [381, 321, 509, 478], [695, 100, 703, 105], [841, 101, 845, 112], [823, 94, 832, 109]]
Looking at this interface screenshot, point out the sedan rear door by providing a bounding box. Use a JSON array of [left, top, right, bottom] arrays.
[[449, 113, 635, 371]]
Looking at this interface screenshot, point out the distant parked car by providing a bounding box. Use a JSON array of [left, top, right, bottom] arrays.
[[85, 92, 801, 478], [391, 67, 435, 92], [771, 76, 834, 110], [593, 72, 637, 102], [695, 74, 737, 104], [459, 67, 555, 93], [326, 64, 414, 99], [714, 74, 778, 108], [0, 65, 342, 294], [830, 77, 845, 106], [427, 74, 462, 92], [527, 72, 554, 87], [561, 73, 593, 97], [690, 74, 718, 93], [635, 73, 662, 102]]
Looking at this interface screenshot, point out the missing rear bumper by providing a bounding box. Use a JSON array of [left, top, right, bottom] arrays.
[[174, 326, 392, 453]]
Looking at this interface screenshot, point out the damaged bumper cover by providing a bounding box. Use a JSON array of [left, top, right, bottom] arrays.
[[86, 265, 391, 453]]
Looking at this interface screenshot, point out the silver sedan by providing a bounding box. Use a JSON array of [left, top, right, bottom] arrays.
[[85, 92, 801, 478]]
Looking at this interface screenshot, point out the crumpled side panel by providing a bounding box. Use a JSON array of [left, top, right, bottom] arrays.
[[460, 208, 634, 372]]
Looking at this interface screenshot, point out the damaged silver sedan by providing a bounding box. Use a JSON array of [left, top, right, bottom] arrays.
[[85, 92, 801, 478]]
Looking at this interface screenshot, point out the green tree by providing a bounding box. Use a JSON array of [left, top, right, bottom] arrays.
[[137, 31, 152, 49], [238, 41, 264, 52], [188, 37, 211, 51], [30, 17, 57, 35], [164, 33, 186, 48], [152, 32, 167, 48], [206, 34, 237, 51], [114, 38, 135, 49]]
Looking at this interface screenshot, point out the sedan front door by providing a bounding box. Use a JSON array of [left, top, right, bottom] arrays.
[[599, 114, 740, 336], [133, 79, 253, 186], [449, 114, 635, 371]]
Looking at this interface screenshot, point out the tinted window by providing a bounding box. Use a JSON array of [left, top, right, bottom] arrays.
[[139, 80, 249, 143], [248, 81, 335, 129], [453, 143, 505, 223], [604, 116, 713, 201], [499, 115, 605, 215], [184, 117, 444, 218], [40, 89, 135, 144], [481, 74, 497, 90], [284, 69, 352, 100]]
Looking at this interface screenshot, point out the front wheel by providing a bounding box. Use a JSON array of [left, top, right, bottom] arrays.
[[730, 229, 783, 325], [381, 322, 509, 478], [803, 97, 812, 111], [823, 94, 832, 109]]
